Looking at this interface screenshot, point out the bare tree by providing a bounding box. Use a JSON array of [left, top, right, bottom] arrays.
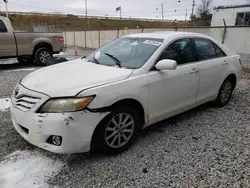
[[196, 0, 213, 17], [246, 0, 250, 4], [191, 0, 213, 26]]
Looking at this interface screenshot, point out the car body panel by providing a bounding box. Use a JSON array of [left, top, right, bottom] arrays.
[[21, 59, 134, 97], [11, 102, 108, 154], [147, 63, 199, 124]]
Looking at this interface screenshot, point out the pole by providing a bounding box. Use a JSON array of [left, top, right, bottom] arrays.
[[191, 0, 195, 18], [222, 19, 227, 44], [161, 3, 164, 28], [120, 7, 121, 20], [5, 2, 8, 18], [85, 0, 87, 19], [185, 8, 187, 21]]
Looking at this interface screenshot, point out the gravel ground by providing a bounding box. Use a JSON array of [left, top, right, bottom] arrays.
[[0, 57, 250, 187], [0, 69, 36, 161]]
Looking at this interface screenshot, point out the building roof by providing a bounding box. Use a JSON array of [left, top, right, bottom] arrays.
[[215, 4, 250, 10]]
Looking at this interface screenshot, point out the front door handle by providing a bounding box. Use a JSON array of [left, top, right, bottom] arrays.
[[190, 68, 199, 74]]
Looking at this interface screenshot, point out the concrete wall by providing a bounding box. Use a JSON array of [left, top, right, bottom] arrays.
[[224, 27, 250, 54], [63, 27, 250, 55], [211, 7, 250, 26]]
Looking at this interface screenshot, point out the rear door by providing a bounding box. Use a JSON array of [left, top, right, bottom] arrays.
[[0, 20, 16, 57], [193, 38, 228, 103]]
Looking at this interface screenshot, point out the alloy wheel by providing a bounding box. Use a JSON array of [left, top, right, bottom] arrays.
[[105, 113, 135, 149], [220, 80, 232, 103], [39, 51, 51, 64]]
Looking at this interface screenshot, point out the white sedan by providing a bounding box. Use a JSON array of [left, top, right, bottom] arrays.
[[11, 32, 242, 154]]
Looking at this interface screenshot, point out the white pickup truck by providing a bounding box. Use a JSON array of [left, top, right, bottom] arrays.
[[0, 17, 64, 65]]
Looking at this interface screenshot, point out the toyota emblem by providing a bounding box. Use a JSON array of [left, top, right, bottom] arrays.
[[15, 87, 19, 97]]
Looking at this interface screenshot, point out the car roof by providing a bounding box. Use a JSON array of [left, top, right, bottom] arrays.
[[127, 31, 234, 56], [127, 31, 208, 40]]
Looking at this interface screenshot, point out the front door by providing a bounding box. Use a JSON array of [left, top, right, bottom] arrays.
[[0, 20, 16, 57], [148, 38, 199, 123]]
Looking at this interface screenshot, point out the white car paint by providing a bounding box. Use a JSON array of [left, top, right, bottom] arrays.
[[21, 59, 133, 97], [10, 32, 242, 154]]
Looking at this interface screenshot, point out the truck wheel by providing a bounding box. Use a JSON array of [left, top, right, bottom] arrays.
[[34, 47, 52, 66]]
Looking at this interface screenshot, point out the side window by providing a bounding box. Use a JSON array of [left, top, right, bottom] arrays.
[[213, 44, 226, 58], [194, 38, 217, 60], [158, 38, 195, 65], [236, 13, 245, 26], [235, 12, 250, 26], [0, 20, 7, 32]]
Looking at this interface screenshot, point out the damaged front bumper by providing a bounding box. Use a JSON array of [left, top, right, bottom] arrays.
[[10, 103, 108, 154]]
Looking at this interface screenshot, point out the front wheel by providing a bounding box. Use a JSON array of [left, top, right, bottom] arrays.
[[34, 47, 52, 66], [214, 79, 234, 107], [94, 106, 140, 154]]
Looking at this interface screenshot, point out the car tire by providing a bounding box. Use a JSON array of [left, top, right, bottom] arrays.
[[214, 78, 234, 107], [34, 47, 52, 66], [93, 105, 140, 154]]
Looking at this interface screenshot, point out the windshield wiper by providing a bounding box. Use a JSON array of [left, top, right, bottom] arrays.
[[104, 53, 122, 68]]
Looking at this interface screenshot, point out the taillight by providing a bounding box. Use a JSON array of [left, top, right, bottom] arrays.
[[239, 58, 242, 66], [60, 35, 64, 43]]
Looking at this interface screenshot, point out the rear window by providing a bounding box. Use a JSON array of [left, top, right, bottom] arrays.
[[0, 20, 7, 32]]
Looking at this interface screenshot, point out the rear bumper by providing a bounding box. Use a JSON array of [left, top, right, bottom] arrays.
[[10, 102, 108, 154]]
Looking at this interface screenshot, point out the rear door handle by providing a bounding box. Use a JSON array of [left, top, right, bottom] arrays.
[[190, 68, 199, 74], [223, 60, 228, 65]]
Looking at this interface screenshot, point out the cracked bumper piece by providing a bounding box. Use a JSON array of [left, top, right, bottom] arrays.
[[10, 103, 108, 154]]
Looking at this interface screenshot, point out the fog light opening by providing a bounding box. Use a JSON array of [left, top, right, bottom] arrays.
[[51, 135, 62, 146]]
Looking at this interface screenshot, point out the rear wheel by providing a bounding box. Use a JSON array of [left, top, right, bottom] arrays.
[[34, 47, 52, 66], [94, 106, 140, 154], [214, 78, 234, 107]]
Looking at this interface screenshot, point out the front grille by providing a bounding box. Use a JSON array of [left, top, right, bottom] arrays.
[[19, 124, 29, 134], [13, 95, 41, 112]]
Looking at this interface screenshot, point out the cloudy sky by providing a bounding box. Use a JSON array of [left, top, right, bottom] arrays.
[[1, 0, 249, 20]]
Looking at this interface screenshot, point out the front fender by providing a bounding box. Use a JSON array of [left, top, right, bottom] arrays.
[[77, 75, 149, 119]]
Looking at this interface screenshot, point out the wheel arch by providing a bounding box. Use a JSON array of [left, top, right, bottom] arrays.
[[33, 42, 53, 56], [110, 98, 145, 126], [225, 73, 237, 89]]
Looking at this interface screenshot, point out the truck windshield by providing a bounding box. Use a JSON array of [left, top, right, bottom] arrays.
[[86, 37, 163, 69]]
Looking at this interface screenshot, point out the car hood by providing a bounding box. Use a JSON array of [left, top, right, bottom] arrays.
[[21, 59, 133, 97]]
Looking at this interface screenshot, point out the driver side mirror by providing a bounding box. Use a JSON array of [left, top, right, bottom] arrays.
[[155, 59, 177, 71]]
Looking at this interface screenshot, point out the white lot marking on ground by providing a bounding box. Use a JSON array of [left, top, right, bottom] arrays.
[[0, 150, 64, 188], [3, 68, 37, 72], [0, 58, 17, 64], [0, 98, 10, 112]]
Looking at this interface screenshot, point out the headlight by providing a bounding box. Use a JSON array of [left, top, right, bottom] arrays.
[[39, 96, 95, 113]]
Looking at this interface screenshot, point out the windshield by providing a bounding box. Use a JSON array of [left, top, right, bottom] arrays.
[[86, 37, 163, 69]]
